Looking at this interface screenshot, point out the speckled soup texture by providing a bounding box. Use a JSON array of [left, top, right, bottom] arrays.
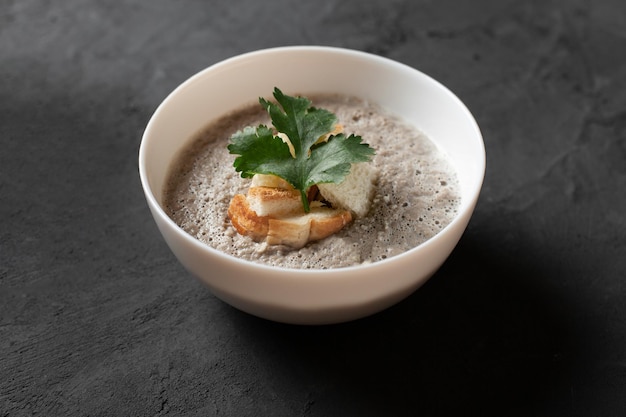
[[163, 94, 461, 269]]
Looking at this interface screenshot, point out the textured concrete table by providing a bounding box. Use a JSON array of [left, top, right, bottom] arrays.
[[2, 1, 625, 415]]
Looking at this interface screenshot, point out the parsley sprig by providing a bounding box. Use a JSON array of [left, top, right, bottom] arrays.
[[228, 88, 375, 212]]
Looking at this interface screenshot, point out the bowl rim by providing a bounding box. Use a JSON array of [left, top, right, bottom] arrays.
[[138, 45, 486, 275]]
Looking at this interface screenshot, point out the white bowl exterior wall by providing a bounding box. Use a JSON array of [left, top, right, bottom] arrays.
[[139, 46, 485, 324]]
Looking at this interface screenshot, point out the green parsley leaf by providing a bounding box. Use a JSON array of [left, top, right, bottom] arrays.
[[228, 88, 375, 212]]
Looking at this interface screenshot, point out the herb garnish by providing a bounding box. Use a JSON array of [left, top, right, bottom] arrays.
[[228, 88, 375, 213]]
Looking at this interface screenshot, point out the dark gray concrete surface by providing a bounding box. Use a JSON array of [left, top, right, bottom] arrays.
[[2, 0, 626, 415]]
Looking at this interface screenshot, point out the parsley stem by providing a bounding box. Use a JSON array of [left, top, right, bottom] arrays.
[[300, 190, 310, 213]]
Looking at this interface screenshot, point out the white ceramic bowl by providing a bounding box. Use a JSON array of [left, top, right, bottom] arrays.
[[139, 46, 485, 325]]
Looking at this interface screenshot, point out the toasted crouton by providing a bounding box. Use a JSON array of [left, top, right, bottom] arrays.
[[318, 162, 377, 217], [247, 186, 302, 217], [227, 194, 268, 241], [266, 215, 312, 248], [251, 174, 293, 189], [267, 208, 352, 248], [308, 207, 352, 241]]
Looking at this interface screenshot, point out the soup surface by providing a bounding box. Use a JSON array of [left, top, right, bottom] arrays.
[[163, 94, 461, 269]]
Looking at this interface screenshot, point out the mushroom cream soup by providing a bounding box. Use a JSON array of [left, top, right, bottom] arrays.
[[163, 94, 461, 269]]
